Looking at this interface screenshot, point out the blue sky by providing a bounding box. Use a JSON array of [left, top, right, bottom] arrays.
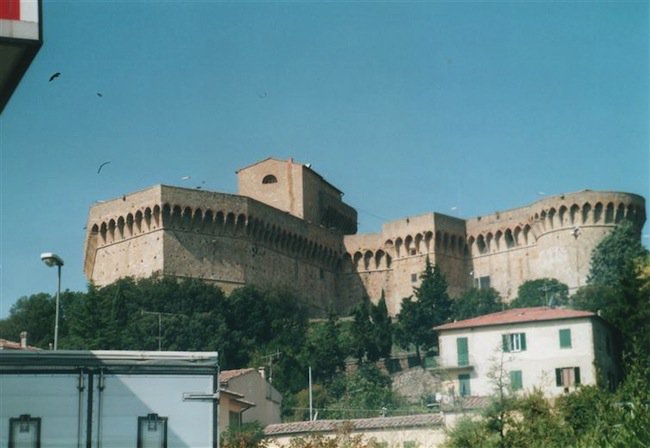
[[1, 1, 648, 317]]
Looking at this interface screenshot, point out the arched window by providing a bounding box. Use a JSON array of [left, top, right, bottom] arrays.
[[262, 174, 277, 184]]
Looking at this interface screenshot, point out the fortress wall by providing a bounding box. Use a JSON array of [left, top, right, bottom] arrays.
[[85, 185, 348, 314], [85, 179, 646, 318], [465, 191, 646, 301]]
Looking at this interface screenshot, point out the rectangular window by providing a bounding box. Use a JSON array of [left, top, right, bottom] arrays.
[[502, 333, 527, 352], [229, 411, 241, 429], [9, 415, 41, 448], [411, 273, 417, 283], [458, 374, 471, 397], [137, 414, 167, 448], [559, 329, 572, 348], [457, 337, 469, 366], [555, 367, 581, 388], [510, 370, 523, 391], [474, 276, 491, 289]]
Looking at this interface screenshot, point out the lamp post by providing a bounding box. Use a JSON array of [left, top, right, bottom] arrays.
[[40, 252, 64, 350]]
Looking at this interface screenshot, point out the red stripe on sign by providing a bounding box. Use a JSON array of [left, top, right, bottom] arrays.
[[0, 0, 21, 20]]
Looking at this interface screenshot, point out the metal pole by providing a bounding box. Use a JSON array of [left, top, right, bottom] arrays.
[[54, 263, 61, 350], [158, 312, 162, 351], [309, 366, 313, 421]]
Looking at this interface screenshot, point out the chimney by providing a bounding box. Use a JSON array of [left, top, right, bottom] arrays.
[[258, 367, 266, 380], [20, 331, 27, 349]]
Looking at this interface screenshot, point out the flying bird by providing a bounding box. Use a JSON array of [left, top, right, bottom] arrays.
[[49, 72, 61, 82], [97, 161, 111, 174], [97, 92, 103, 97]]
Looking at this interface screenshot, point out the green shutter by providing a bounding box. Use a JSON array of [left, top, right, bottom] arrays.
[[520, 333, 527, 351], [459, 374, 471, 396], [555, 368, 562, 387], [510, 370, 523, 391], [502, 334, 510, 352], [574, 367, 581, 385], [457, 337, 469, 366], [559, 329, 572, 348]]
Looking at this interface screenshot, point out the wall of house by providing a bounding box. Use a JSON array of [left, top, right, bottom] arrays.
[[437, 317, 605, 397], [228, 372, 282, 426]]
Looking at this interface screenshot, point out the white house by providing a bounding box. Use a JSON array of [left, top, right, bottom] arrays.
[[433, 307, 620, 398]]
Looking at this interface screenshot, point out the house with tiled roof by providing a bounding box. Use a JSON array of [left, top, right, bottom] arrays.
[[219, 368, 282, 427], [264, 414, 446, 448], [433, 307, 621, 398]]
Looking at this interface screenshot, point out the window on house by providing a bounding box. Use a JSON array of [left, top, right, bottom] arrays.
[[474, 275, 491, 289], [137, 414, 167, 448], [502, 333, 527, 352], [555, 367, 581, 389], [262, 174, 277, 184], [458, 374, 471, 396], [457, 337, 469, 367], [9, 415, 41, 448], [410, 249, 417, 256], [510, 370, 523, 391], [559, 329, 572, 348], [411, 273, 417, 283], [229, 411, 241, 429]]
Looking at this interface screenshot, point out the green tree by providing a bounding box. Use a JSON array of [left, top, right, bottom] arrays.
[[349, 293, 393, 363], [370, 291, 392, 360], [510, 278, 568, 308], [326, 364, 398, 419], [453, 288, 503, 320], [350, 296, 375, 362], [304, 311, 346, 383], [587, 220, 648, 287], [396, 257, 452, 362], [0, 292, 66, 349]]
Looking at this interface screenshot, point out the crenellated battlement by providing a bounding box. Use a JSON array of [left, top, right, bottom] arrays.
[[83, 159, 646, 316]]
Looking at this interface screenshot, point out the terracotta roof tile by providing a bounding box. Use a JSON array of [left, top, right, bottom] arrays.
[[434, 307, 595, 331], [0, 339, 41, 351], [264, 414, 443, 436], [220, 368, 256, 382]]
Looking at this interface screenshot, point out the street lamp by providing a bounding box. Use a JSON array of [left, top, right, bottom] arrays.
[[40, 252, 64, 350]]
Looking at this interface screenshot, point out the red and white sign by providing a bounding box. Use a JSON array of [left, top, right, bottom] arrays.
[[0, 0, 38, 23], [0, 0, 40, 41]]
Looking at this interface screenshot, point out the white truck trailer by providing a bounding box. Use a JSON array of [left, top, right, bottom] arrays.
[[0, 350, 220, 447]]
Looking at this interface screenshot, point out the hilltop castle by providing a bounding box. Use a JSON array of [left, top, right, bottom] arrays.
[[84, 158, 646, 316]]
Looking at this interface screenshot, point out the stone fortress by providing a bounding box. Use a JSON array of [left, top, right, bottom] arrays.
[[84, 158, 646, 316]]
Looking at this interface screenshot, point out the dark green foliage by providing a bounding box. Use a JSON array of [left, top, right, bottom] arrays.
[[371, 292, 392, 360], [587, 220, 648, 287], [510, 278, 569, 308], [350, 296, 374, 362], [396, 257, 452, 362], [349, 293, 392, 363], [453, 288, 504, 320], [304, 312, 346, 383], [325, 364, 398, 419], [1, 292, 61, 349]]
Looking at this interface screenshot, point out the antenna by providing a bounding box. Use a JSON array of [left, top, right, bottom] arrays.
[[261, 349, 281, 384]]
